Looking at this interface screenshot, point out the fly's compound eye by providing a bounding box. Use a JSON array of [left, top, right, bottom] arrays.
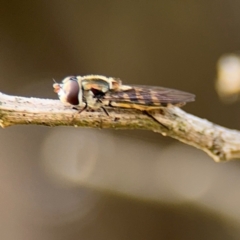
[[62, 78, 80, 105]]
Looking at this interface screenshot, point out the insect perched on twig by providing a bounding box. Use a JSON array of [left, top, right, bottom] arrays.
[[53, 75, 195, 125]]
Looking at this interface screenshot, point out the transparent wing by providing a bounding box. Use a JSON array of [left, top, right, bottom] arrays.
[[103, 85, 195, 106]]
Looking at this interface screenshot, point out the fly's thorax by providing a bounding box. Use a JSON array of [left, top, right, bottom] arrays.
[[81, 79, 110, 93], [77, 75, 123, 92], [83, 90, 103, 109], [76, 75, 124, 109]]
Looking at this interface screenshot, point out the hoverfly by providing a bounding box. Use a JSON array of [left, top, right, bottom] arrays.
[[53, 75, 195, 117]]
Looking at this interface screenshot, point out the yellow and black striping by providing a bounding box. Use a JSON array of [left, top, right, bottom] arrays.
[[103, 85, 195, 110]]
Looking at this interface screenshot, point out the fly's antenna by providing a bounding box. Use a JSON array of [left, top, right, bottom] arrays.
[[52, 78, 57, 83], [53, 78, 62, 89]]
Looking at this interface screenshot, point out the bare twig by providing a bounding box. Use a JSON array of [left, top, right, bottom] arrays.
[[0, 92, 239, 162]]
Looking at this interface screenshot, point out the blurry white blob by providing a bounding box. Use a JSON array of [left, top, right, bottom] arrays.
[[41, 128, 115, 186], [216, 54, 240, 103], [38, 128, 118, 225]]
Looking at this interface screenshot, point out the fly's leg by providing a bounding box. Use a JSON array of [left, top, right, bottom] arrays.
[[73, 101, 109, 118], [144, 111, 169, 130], [71, 102, 88, 114], [70, 103, 88, 123], [96, 98, 109, 116], [101, 107, 109, 116], [78, 103, 88, 114]]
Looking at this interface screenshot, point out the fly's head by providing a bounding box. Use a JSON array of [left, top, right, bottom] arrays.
[[53, 76, 80, 106]]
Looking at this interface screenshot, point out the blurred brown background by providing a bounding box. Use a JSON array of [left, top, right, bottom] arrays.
[[0, 1, 240, 239]]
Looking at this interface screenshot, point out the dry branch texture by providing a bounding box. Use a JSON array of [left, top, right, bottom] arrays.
[[0, 92, 239, 162]]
